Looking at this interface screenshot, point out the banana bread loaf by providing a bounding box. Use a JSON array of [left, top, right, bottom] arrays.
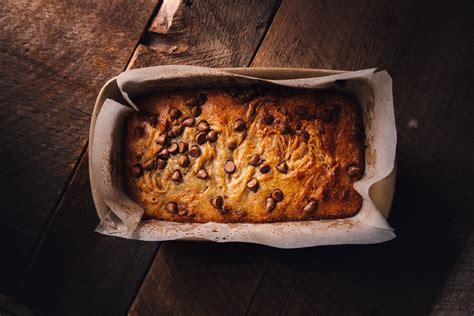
[[123, 86, 365, 223]]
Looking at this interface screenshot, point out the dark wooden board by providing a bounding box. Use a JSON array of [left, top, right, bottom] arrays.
[[252, 0, 427, 71], [130, 0, 474, 315], [0, 0, 159, 293], [22, 155, 160, 315], [129, 243, 277, 316], [128, 0, 281, 69], [431, 230, 474, 315], [22, 0, 281, 315]]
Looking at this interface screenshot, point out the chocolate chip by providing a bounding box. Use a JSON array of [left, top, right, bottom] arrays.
[[234, 119, 247, 132], [189, 145, 201, 158], [198, 93, 207, 105], [207, 130, 218, 143], [171, 170, 182, 182], [166, 202, 178, 214], [262, 114, 274, 125], [157, 149, 169, 160], [177, 154, 190, 167], [228, 141, 237, 150], [197, 120, 210, 132], [302, 131, 310, 141], [171, 125, 184, 137], [347, 165, 362, 177], [277, 123, 291, 134], [196, 168, 208, 179], [169, 108, 181, 120], [196, 132, 208, 145], [167, 142, 179, 155], [224, 160, 236, 174], [249, 155, 261, 166], [246, 178, 259, 192], [143, 159, 156, 171], [167, 130, 175, 139], [182, 117, 195, 127], [186, 97, 199, 107], [191, 106, 202, 117], [157, 159, 167, 169], [149, 116, 158, 127], [271, 189, 284, 202], [178, 141, 188, 153], [156, 134, 167, 145], [265, 197, 276, 212], [131, 164, 143, 177], [135, 126, 145, 137], [276, 161, 288, 173], [178, 209, 188, 216], [211, 196, 224, 209], [303, 200, 318, 213], [296, 106, 308, 116], [260, 164, 270, 174]]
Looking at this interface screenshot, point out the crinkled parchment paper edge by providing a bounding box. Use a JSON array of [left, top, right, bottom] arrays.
[[90, 66, 396, 248]]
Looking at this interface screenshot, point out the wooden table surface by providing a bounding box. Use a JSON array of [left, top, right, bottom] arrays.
[[1, 0, 473, 315]]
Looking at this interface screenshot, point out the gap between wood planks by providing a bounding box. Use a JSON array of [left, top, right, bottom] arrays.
[[20, 0, 164, 291], [21, 0, 284, 303]]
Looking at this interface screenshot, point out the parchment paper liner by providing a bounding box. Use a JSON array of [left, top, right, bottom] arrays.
[[90, 66, 396, 248]]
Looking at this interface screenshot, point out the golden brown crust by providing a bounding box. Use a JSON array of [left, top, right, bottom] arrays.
[[123, 87, 365, 223]]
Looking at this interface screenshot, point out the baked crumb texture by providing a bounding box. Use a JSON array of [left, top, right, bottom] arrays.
[[123, 87, 365, 223]]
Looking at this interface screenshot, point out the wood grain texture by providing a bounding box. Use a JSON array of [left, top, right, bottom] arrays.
[[129, 243, 276, 316], [252, 0, 474, 315], [128, 0, 281, 69], [252, 0, 427, 71], [132, 0, 474, 315], [22, 155, 160, 315], [22, 0, 281, 314], [0, 0, 158, 292], [431, 230, 474, 315]]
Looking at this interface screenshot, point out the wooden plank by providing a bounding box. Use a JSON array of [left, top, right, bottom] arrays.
[[251, 0, 474, 315], [252, 0, 428, 71], [429, 66, 474, 315], [128, 0, 282, 69], [0, 0, 158, 292], [245, 258, 297, 316], [23, 155, 160, 315], [129, 243, 276, 316], [24, 0, 281, 314], [431, 230, 474, 315]]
